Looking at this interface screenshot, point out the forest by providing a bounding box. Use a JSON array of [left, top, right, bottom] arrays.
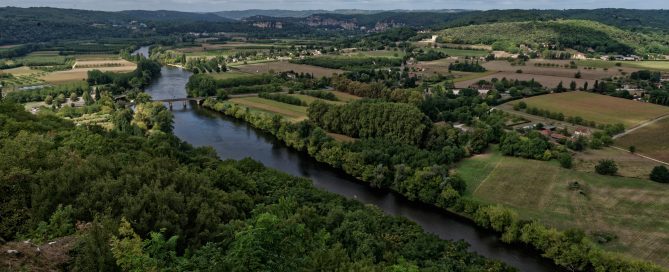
[[0, 100, 518, 271]]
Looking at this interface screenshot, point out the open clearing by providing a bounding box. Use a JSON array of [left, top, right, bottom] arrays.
[[288, 93, 346, 105], [228, 97, 307, 121], [573, 147, 660, 179], [456, 149, 669, 267], [616, 116, 669, 163], [330, 90, 361, 102], [209, 70, 253, 80], [236, 61, 343, 77], [512, 92, 669, 127]]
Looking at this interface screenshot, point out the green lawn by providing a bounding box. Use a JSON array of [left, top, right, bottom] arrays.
[[455, 149, 669, 266]]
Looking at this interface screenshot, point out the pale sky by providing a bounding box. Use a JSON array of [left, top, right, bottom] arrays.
[[2, 0, 668, 12]]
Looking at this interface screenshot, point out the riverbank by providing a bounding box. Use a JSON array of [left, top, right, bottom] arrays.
[[202, 98, 665, 272]]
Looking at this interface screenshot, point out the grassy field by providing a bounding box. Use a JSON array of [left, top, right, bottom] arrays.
[[513, 92, 669, 128], [287, 93, 345, 105], [573, 147, 660, 179], [209, 70, 253, 80], [344, 50, 405, 58], [455, 149, 669, 266], [330, 90, 361, 102], [616, 117, 669, 163], [228, 97, 308, 121], [433, 48, 490, 57], [235, 61, 343, 77]]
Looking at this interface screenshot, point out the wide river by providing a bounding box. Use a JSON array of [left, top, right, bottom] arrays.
[[144, 61, 561, 272]]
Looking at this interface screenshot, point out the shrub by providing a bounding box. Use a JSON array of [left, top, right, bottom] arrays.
[[558, 153, 573, 169], [595, 159, 618, 176], [650, 166, 669, 183]]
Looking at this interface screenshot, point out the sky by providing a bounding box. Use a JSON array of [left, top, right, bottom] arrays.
[[2, 0, 668, 12]]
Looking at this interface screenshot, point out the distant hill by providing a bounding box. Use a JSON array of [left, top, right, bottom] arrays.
[[438, 19, 669, 55], [214, 9, 468, 20], [119, 10, 234, 22]]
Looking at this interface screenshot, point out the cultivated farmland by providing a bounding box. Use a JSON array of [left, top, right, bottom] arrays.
[[456, 149, 669, 267], [511, 92, 669, 127], [616, 116, 669, 163]]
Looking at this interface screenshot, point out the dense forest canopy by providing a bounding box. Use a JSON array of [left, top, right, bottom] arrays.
[[0, 101, 513, 271], [5, 7, 669, 45], [438, 19, 669, 55]]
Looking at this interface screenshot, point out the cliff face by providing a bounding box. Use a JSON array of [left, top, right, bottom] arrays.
[[305, 16, 358, 30]]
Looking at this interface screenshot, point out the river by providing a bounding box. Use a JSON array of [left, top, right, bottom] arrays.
[[144, 62, 561, 272]]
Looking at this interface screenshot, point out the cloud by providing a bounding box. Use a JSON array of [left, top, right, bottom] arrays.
[[2, 0, 668, 11]]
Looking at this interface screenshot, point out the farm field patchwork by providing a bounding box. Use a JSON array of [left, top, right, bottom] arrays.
[[615, 116, 669, 163], [511, 92, 669, 127], [455, 149, 669, 267], [40, 65, 137, 84]]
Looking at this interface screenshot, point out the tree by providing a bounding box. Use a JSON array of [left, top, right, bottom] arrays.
[[574, 71, 582, 78], [583, 82, 589, 91], [109, 218, 157, 272], [555, 81, 565, 92], [628, 145, 636, 153], [595, 159, 618, 175], [83, 90, 94, 105], [45, 95, 54, 105], [558, 153, 573, 169], [650, 166, 669, 183], [70, 92, 78, 102]]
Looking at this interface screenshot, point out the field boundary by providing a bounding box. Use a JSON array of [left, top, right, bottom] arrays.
[[613, 114, 669, 139], [610, 145, 669, 166]]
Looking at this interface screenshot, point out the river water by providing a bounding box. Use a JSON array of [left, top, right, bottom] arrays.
[[145, 63, 560, 272]]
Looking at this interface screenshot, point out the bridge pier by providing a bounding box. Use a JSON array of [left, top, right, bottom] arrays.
[[168, 101, 173, 110]]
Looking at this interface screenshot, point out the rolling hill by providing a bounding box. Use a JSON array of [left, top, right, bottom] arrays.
[[438, 19, 669, 55]]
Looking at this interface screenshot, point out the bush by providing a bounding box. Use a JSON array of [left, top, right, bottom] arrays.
[[650, 166, 669, 183], [595, 159, 618, 176], [558, 153, 573, 169]]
